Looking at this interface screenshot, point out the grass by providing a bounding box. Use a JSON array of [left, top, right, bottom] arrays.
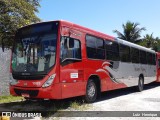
[[0, 96, 92, 118], [49, 100, 91, 112], [69, 101, 91, 111], [0, 95, 23, 103], [42, 99, 92, 117]]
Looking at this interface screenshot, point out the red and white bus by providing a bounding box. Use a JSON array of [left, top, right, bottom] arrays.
[[10, 20, 157, 102]]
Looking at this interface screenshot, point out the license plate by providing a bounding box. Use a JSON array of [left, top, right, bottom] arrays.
[[21, 93, 30, 97]]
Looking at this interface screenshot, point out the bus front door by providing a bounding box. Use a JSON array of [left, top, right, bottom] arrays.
[[60, 28, 85, 99]]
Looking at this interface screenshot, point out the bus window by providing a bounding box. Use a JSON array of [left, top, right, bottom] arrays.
[[120, 44, 131, 62], [86, 35, 97, 59], [96, 38, 105, 59], [147, 52, 152, 65], [86, 35, 105, 60], [140, 50, 147, 64], [105, 41, 119, 61], [152, 54, 156, 65], [61, 37, 81, 62], [131, 47, 139, 63]]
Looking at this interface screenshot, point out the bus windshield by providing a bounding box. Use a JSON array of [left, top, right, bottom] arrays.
[[12, 22, 58, 74]]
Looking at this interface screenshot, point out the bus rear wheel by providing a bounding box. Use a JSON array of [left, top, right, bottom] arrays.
[[84, 79, 97, 103], [137, 76, 144, 92]]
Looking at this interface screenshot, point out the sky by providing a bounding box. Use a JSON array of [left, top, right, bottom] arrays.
[[38, 0, 160, 38]]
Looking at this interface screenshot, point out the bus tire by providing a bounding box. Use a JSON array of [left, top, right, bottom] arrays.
[[84, 79, 97, 103], [137, 76, 144, 92]]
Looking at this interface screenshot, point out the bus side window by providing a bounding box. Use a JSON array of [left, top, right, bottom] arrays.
[[131, 47, 139, 63], [86, 35, 97, 59], [140, 50, 147, 64], [146, 52, 152, 65], [68, 38, 81, 59], [152, 54, 156, 65], [120, 44, 131, 62], [96, 38, 105, 59], [105, 40, 119, 61], [86, 35, 105, 60], [61, 37, 81, 61]]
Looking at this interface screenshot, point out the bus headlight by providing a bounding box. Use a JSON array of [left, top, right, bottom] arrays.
[[42, 74, 56, 88], [9, 74, 18, 85]]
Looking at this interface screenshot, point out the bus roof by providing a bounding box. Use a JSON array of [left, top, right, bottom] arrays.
[[58, 20, 115, 40], [117, 38, 155, 53], [20, 20, 155, 54], [21, 20, 115, 40]]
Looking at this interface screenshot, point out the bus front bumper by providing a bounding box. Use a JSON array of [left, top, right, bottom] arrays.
[[10, 84, 62, 100]]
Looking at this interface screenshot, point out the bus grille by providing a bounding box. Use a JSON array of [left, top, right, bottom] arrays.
[[14, 89, 39, 97]]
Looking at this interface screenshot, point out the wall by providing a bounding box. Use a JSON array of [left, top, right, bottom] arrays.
[[0, 48, 11, 95]]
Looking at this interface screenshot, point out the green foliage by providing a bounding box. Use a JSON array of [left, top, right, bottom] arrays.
[[0, 95, 23, 103], [113, 21, 146, 43], [138, 34, 160, 52], [143, 33, 155, 48], [0, 0, 41, 48], [113, 21, 160, 52]]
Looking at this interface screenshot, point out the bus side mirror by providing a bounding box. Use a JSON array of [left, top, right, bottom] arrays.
[[69, 38, 74, 48]]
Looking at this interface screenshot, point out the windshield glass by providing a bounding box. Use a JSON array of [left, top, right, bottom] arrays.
[[12, 22, 58, 74]]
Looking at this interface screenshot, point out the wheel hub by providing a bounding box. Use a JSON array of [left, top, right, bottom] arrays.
[[88, 83, 95, 98]]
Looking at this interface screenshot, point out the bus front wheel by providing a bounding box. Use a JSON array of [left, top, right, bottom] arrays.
[[84, 79, 97, 103]]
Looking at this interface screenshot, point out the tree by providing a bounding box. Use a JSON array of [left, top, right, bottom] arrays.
[[154, 37, 160, 51], [113, 21, 146, 43], [139, 34, 160, 51], [0, 0, 41, 49], [143, 33, 155, 48]]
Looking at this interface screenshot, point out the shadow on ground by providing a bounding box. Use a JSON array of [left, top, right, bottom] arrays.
[[98, 82, 160, 102], [0, 82, 160, 117]]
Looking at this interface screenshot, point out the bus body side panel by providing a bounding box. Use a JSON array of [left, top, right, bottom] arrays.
[[83, 59, 127, 92], [60, 61, 86, 99], [109, 62, 156, 87], [156, 52, 160, 82]]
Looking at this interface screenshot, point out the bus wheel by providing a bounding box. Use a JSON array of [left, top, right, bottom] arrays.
[[85, 79, 97, 103], [137, 76, 144, 92]]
